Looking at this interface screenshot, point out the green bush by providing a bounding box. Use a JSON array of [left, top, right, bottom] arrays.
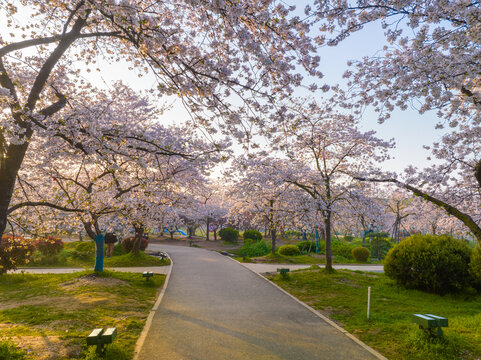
[[218, 227, 239, 243], [344, 235, 354, 241], [0, 340, 26, 359], [352, 246, 370, 262], [469, 246, 481, 290], [296, 241, 316, 253], [331, 241, 356, 259], [384, 234, 472, 294], [243, 230, 262, 244], [33, 236, 64, 256], [0, 236, 35, 274], [31, 251, 67, 266], [369, 237, 393, 260], [278, 244, 301, 256], [112, 243, 126, 256], [238, 241, 270, 257], [71, 241, 95, 260]]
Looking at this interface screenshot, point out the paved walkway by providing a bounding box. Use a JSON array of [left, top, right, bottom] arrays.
[[136, 244, 384, 360], [12, 266, 169, 274], [242, 263, 384, 274]]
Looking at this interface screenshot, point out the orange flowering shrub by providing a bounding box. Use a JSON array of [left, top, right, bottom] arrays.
[[0, 235, 35, 274]]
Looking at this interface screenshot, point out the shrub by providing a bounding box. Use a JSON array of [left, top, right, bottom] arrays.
[[331, 241, 355, 259], [344, 235, 354, 241], [33, 236, 64, 256], [218, 227, 239, 243], [469, 246, 481, 290], [384, 234, 472, 294], [296, 241, 316, 253], [71, 241, 95, 260], [0, 236, 34, 274], [112, 243, 126, 256], [278, 244, 301, 256], [243, 230, 262, 244], [352, 246, 370, 262], [121, 236, 149, 253], [369, 237, 393, 260], [239, 241, 270, 257]]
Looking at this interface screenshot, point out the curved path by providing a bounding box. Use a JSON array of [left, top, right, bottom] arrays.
[[136, 244, 384, 360]]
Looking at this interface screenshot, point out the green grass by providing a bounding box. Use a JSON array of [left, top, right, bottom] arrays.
[[235, 252, 379, 265], [25, 241, 170, 268], [268, 269, 481, 360], [0, 270, 165, 359]]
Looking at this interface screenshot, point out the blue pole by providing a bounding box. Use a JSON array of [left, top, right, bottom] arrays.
[[315, 229, 319, 254], [94, 234, 105, 272]]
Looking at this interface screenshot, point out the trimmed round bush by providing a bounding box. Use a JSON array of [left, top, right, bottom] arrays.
[[278, 244, 301, 256], [243, 230, 262, 244], [331, 241, 355, 259], [121, 236, 148, 253], [34, 236, 64, 256], [352, 246, 370, 262], [218, 227, 239, 243], [0, 236, 35, 274], [239, 241, 270, 257], [384, 234, 472, 294]]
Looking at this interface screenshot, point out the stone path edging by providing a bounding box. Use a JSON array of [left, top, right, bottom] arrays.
[[133, 253, 174, 360], [228, 257, 389, 360]]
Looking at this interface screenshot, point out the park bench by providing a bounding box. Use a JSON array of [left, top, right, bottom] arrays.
[[277, 268, 290, 277], [412, 314, 448, 336], [86, 327, 117, 354], [143, 271, 154, 281]]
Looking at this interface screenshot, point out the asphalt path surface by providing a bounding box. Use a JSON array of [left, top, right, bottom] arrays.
[[136, 244, 382, 360]]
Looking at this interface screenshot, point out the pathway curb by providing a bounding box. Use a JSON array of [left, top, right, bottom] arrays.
[[133, 253, 173, 360], [228, 257, 389, 360]]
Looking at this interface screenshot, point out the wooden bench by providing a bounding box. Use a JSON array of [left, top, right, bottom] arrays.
[[87, 327, 117, 354], [143, 271, 154, 281], [277, 268, 290, 277], [412, 314, 448, 336]]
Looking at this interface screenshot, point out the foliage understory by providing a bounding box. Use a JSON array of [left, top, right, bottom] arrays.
[[24, 241, 170, 268], [0, 270, 165, 360], [268, 269, 481, 360]]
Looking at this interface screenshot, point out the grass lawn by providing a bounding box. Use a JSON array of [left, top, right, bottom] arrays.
[[234, 252, 380, 265], [0, 270, 165, 359], [268, 268, 481, 360], [25, 241, 170, 269]]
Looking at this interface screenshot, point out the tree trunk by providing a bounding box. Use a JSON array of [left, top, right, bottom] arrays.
[[271, 228, 277, 254], [0, 139, 32, 239], [133, 224, 144, 254], [206, 217, 210, 241], [214, 227, 217, 241], [324, 212, 333, 272]]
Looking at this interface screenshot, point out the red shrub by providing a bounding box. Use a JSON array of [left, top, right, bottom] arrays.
[[34, 236, 64, 256], [121, 236, 148, 253]]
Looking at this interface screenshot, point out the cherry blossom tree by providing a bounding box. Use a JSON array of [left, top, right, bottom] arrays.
[[312, 0, 481, 243], [0, 0, 322, 241], [239, 99, 393, 270]]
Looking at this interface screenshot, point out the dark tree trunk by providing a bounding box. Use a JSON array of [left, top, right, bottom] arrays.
[[206, 217, 210, 241], [133, 224, 144, 254], [213, 228, 217, 241], [324, 212, 333, 272], [271, 228, 277, 254]]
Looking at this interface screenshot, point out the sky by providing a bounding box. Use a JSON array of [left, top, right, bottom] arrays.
[[2, 2, 445, 175]]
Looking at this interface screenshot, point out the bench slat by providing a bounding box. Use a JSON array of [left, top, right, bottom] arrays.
[[86, 328, 104, 345]]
